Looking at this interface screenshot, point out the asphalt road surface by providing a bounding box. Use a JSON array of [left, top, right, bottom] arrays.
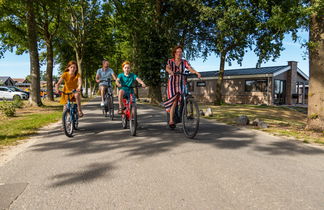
[[1, 98, 324, 209]]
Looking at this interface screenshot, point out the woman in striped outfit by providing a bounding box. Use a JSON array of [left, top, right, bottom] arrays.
[[164, 45, 201, 128]]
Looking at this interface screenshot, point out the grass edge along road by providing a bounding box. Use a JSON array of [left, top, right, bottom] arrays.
[[200, 104, 324, 145], [0, 100, 62, 147], [0, 97, 95, 147]]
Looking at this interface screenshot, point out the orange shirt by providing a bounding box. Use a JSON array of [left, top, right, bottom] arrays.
[[59, 72, 80, 104]]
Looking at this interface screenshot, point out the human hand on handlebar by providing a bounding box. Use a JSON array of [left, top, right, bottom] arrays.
[[196, 72, 201, 79]]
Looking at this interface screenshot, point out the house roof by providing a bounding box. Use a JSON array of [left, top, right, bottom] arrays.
[[0, 76, 11, 83], [189, 64, 308, 81], [12, 78, 26, 83], [199, 65, 289, 78]]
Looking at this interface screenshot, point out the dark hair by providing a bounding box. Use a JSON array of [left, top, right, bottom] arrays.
[[64, 60, 78, 76], [172, 45, 183, 57]]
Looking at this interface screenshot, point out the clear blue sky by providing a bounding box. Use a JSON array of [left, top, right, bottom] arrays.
[[0, 30, 309, 79]]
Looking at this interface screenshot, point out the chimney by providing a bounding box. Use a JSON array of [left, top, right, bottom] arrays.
[[286, 61, 298, 105]]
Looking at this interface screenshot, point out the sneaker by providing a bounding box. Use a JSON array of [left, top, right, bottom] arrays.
[[100, 102, 104, 106]]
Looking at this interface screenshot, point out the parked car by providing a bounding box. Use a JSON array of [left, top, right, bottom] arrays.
[[8, 86, 30, 98], [0, 86, 29, 100]]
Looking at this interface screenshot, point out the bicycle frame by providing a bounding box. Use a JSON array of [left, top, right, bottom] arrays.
[[172, 73, 191, 123], [61, 90, 79, 137], [122, 93, 135, 120], [64, 92, 77, 122]]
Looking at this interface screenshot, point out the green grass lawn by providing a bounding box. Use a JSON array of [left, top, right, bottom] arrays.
[[0, 99, 63, 146], [0, 97, 94, 147], [200, 104, 324, 145], [0, 112, 62, 145]]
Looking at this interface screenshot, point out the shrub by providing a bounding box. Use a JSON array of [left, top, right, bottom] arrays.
[[0, 100, 16, 117], [12, 97, 23, 108]]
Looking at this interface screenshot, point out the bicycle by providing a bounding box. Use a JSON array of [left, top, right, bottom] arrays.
[[60, 90, 79, 137], [120, 85, 142, 136], [99, 78, 114, 120], [166, 72, 200, 139]]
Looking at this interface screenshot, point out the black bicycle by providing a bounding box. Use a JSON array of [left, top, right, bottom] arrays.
[[166, 72, 200, 139], [99, 78, 114, 120], [60, 90, 79, 137]]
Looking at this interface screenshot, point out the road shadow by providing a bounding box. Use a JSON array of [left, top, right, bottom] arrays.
[[49, 162, 115, 187], [32, 99, 324, 187]]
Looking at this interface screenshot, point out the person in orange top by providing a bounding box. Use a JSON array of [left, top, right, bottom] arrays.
[[55, 61, 84, 117]]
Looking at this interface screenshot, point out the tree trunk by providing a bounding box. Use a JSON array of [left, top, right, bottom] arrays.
[[149, 85, 162, 104], [75, 49, 84, 97], [84, 75, 88, 98], [46, 40, 54, 101], [26, 0, 42, 106], [307, 3, 324, 131], [214, 52, 226, 105]]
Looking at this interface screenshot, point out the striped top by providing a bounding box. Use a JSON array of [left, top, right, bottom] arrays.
[[163, 58, 192, 111]]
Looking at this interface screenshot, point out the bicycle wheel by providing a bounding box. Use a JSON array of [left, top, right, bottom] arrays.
[[73, 110, 79, 130], [63, 109, 74, 137], [129, 103, 137, 136], [122, 113, 127, 129], [182, 98, 199, 138], [108, 95, 114, 120], [103, 97, 108, 117]]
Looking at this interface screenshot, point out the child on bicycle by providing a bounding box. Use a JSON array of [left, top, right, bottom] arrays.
[[55, 60, 84, 117], [116, 61, 146, 114]]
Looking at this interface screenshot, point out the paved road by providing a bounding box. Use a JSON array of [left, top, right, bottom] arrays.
[[1, 98, 324, 209]]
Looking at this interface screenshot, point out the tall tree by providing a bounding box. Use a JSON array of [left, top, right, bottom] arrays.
[[26, 0, 42, 106], [0, 0, 42, 106], [197, 0, 255, 105], [36, 0, 62, 101], [60, 0, 101, 97], [114, 0, 201, 103], [307, 0, 324, 130]]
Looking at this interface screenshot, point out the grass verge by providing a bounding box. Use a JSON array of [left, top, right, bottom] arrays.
[[200, 104, 324, 145], [0, 99, 62, 147]]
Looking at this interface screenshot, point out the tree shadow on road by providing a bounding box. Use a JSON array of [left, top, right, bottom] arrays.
[[33, 101, 324, 188], [49, 162, 115, 187]]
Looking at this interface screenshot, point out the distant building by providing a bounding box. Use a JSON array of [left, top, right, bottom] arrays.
[[0, 76, 15, 86], [12, 78, 29, 84], [188, 61, 308, 105]]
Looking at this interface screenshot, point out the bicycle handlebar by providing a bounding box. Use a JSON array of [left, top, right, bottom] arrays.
[[59, 89, 78, 95], [173, 72, 195, 76], [99, 79, 115, 83], [121, 84, 144, 88]]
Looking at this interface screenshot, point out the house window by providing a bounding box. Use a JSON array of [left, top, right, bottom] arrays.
[[196, 81, 206, 87], [188, 81, 194, 92], [245, 80, 268, 92]]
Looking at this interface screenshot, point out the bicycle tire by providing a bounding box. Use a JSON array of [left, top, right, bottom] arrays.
[[130, 103, 137, 136], [63, 108, 74, 137], [109, 95, 114, 120], [182, 98, 199, 139], [103, 97, 108, 117], [122, 113, 127, 129], [73, 109, 79, 130]]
